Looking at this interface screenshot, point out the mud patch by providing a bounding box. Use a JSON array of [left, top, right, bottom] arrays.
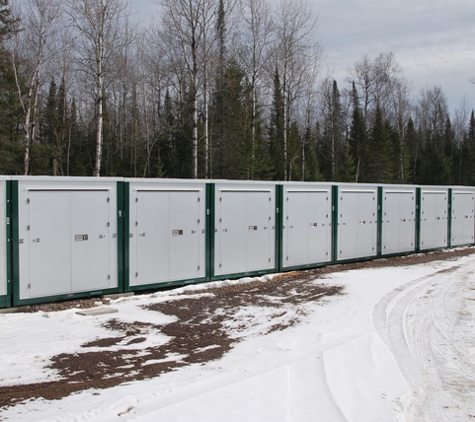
[[1, 247, 473, 409], [0, 276, 343, 409]]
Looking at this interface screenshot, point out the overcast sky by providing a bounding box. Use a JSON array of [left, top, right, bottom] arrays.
[[133, 0, 475, 113]]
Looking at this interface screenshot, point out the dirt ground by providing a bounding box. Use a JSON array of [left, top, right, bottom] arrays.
[[0, 248, 473, 410]]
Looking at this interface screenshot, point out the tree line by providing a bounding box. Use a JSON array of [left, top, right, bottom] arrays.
[[1, 0, 474, 185]]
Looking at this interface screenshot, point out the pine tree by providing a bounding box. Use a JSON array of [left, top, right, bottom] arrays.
[[455, 110, 475, 185], [364, 104, 392, 183], [388, 123, 411, 184], [0, 0, 22, 174], [0, 0, 17, 39], [405, 118, 419, 183], [348, 82, 367, 182], [268, 68, 285, 180], [302, 124, 323, 181]]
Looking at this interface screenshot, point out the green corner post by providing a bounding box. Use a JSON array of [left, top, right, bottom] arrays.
[[206, 183, 215, 281], [275, 184, 283, 272], [331, 185, 339, 264], [377, 186, 383, 257]]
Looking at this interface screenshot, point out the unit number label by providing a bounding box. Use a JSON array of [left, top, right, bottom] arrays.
[[75, 234, 89, 241]]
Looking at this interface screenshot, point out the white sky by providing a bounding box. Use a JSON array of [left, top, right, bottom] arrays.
[[133, 0, 475, 113]]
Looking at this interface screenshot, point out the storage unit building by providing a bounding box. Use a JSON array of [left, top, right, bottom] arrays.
[[380, 185, 417, 255], [418, 186, 449, 251], [12, 177, 123, 306], [212, 181, 277, 279], [334, 184, 378, 262], [125, 179, 207, 290], [281, 182, 332, 270], [0, 178, 10, 308], [450, 187, 475, 247]]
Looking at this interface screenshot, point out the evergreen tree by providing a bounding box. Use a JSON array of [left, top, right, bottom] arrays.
[[319, 81, 346, 181], [364, 104, 392, 183], [455, 110, 475, 185], [0, 0, 22, 174], [348, 82, 367, 182], [0, 0, 16, 39], [388, 122, 411, 183], [405, 118, 419, 183], [268, 68, 285, 180]]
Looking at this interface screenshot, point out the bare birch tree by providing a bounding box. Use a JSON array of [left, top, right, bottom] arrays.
[[272, 0, 322, 180], [237, 0, 273, 179], [157, 0, 213, 179], [9, 0, 62, 175], [63, 0, 131, 176]]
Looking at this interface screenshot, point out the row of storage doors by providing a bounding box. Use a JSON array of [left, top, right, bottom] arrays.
[[0, 177, 474, 308]]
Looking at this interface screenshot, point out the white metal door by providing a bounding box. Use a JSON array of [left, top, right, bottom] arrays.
[[71, 191, 112, 291], [246, 191, 274, 271], [382, 191, 415, 254], [133, 191, 170, 285], [216, 191, 247, 276], [169, 191, 204, 281], [420, 191, 447, 250], [28, 191, 72, 297], [285, 192, 307, 267], [285, 190, 331, 267], [451, 191, 474, 246], [338, 190, 377, 260], [132, 189, 205, 286]]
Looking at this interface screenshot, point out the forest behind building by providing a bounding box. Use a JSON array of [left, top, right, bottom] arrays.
[[1, 0, 474, 185]]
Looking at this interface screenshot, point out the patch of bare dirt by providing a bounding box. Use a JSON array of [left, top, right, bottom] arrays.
[[0, 247, 473, 410]]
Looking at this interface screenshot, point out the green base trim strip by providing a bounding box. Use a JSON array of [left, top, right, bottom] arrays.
[[0, 296, 7, 308], [281, 261, 332, 272], [380, 250, 417, 258], [13, 287, 120, 308], [335, 255, 379, 265], [128, 277, 207, 292], [210, 269, 275, 282], [418, 246, 452, 254]]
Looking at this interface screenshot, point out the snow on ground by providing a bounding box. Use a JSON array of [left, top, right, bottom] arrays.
[[1, 253, 475, 421]]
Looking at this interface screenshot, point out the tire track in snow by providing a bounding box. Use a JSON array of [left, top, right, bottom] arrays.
[[372, 258, 475, 421]]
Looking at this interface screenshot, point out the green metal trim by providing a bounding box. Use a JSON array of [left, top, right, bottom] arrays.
[[334, 255, 379, 265], [11, 181, 20, 307], [210, 269, 275, 282], [13, 287, 120, 307], [5, 180, 12, 308], [415, 187, 422, 253], [418, 246, 452, 254], [275, 185, 284, 272], [206, 183, 215, 281], [331, 185, 339, 264], [127, 277, 208, 292], [117, 181, 128, 293], [281, 261, 332, 272], [448, 188, 453, 248], [120, 182, 130, 292], [377, 186, 383, 257], [378, 250, 418, 259], [0, 296, 7, 308]]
